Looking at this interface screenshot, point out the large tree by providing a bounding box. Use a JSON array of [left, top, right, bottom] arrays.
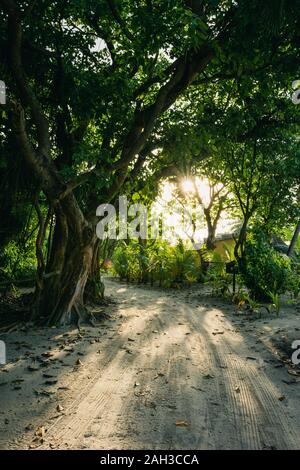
[[1, 0, 299, 324]]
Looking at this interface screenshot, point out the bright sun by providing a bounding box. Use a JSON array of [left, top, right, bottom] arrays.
[[181, 178, 195, 194], [181, 177, 212, 207]]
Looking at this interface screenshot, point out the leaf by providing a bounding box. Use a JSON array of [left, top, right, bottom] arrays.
[[203, 373, 214, 379], [34, 388, 55, 396], [175, 420, 190, 427], [42, 372, 56, 378], [41, 352, 53, 358], [28, 365, 39, 372], [25, 423, 34, 431], [44, 379, 58, 385], [35, 426, 46, 438]]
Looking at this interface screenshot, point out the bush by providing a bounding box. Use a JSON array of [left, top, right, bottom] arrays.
[[241, 229, 291, 301], [112, 239, 201, 287], [112, 242, 141, 282], [0, 239, 37, 281], [205, 251, 232, 297], [288, 259, 300, 299]]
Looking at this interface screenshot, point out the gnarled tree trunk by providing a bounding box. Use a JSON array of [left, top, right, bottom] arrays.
[[31, 194, 97, 326], [84, 239, 105, 303]]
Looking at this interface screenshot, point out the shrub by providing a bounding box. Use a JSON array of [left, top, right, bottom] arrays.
[[112, 242, 131, 281], [241, 229, 291, 301], [205, 251, 231, 297], [168, 241, 200, 285], [288, 259, 300, 299], [112, 239, 201, 287]]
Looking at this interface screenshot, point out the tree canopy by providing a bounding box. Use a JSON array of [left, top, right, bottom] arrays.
[[0, 0, 300, 324]]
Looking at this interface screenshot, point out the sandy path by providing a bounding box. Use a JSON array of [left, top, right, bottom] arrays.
[[0, 278, 300, 450]]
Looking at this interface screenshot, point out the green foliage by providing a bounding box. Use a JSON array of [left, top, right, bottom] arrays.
[[241, 229, 292, 301], [205, 251, 231, 297], [112, 239, 200, 288], [232, 287, 249, 306], [268, 290, 281, 316], [167, 241, 200, 286], [0, 240, 36, 281], [288, 259, 300, 299]]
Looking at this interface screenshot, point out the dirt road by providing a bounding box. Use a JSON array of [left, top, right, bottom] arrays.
[[1, 278, 300, 450]]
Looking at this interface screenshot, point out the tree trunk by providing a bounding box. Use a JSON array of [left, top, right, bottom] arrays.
[[203, 209, 215, 250], [234, 216, 249, 266], [84, 239, 105, 302], [206, 225, 217, 251], [287, 221, 300, 257], [31, 195, 97, 326]]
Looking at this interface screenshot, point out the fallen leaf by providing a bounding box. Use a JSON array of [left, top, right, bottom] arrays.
[[35, 426, 46, 438], [191, 386, 204, 392], [41, 352, 53, 358], [25, 424, 34, 431], [28, 365, 39, 372], [175, 420, 190, 427], [34, 388, 55, 397], [44, 379, 58, 385]]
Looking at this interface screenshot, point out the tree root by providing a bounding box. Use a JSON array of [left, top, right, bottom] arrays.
[[46, 303, 97, 328], [73, 304, 97, 329]]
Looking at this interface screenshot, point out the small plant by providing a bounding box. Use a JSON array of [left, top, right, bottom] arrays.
[[248, 297, 262, 316], [232, 288, 250, 309], [268, 290, 281, 316], [205, 251, 231, 297]]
